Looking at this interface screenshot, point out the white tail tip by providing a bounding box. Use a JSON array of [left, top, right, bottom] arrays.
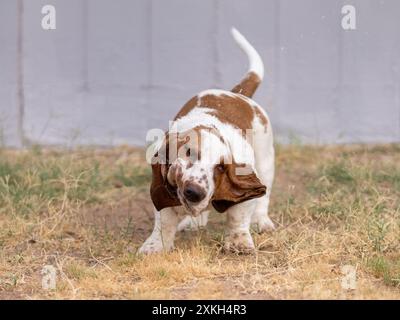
[[231, 27, 264, 80]]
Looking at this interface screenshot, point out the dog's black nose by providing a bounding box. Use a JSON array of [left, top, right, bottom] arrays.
[[183, 183, 206, 203]]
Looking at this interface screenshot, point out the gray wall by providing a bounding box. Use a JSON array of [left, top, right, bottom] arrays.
[[1, 0, 400, 147]]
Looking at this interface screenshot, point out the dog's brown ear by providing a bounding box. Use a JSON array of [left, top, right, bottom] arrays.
[[150, 162, 181, 211], [211, 163, 266, 213], [150, 160, 181, 212]]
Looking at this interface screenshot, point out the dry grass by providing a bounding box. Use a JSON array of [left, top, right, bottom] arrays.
[[0, 144, 399, 299]]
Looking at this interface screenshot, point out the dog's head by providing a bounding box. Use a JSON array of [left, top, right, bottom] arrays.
[[150, 127, 266, 215]]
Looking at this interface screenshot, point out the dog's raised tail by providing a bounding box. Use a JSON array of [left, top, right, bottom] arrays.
[[230, 27, 264, 98]]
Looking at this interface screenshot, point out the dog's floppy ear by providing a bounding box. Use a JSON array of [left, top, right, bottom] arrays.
[[150, 161, 181, 211], [150, 138, 181, 211], [211, 162, 266, 213]]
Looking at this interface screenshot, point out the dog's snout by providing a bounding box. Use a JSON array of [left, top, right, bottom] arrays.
[[183, 183, 206, 203]]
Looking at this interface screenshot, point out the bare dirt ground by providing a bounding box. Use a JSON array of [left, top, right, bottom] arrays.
[[0, 144, 399, 299]]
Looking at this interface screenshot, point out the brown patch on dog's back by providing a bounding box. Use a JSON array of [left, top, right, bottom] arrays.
[[231, 72, 261, 98], [200, 94, 255, 131], [175, 93, 261, 132], [175, 96, 198, 121]]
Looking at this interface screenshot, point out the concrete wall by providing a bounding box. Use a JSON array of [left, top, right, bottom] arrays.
[[1, 0, 400, 147]]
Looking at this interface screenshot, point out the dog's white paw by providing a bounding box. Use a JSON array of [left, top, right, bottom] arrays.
[[138, 238, 171, 255], [251, 215, 275, 233], [224, 231, 255, 254]]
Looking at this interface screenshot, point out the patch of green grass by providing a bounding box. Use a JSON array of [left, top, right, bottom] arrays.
[[67, 162, 102, 203], [324, 162, 354, 185], [0, 161, 22, 185], [372, 169, 400, 191], [113, 165, 151, 188], [157, 268, 168, 279], [65, 261, 98, 281], [116, 253, 141, 267], [306, 162, 356, 197], [0, 273, 21, 288], [310, 200, 348, 219], [368, 256, 400, 287], [0, 156, 105, 216], [1, 145, 400, 298], [367, 218, 391, 253], [305, 159, 395, 217], [306, 162, 357, 219]]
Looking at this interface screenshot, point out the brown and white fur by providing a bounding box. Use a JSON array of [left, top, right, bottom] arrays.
[[139, 28, 275, 254]]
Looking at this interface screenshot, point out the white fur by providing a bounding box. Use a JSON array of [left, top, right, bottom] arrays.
[[231, 27, 264, 80], [169, 133, 221, 216], [250, 111, 275, 232], [224, 199, 257, 252], [138, 207, 184, 254]]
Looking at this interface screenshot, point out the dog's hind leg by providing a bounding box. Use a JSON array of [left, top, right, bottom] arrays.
[[251, 118, 275, 233], [251, 194, 275, 233]]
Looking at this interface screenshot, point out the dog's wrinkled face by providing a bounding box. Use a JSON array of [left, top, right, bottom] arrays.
[[151, 126, 267, 215], [166, 128, 228, 216]]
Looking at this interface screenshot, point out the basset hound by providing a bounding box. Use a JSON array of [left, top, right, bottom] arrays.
[[139, 28, 275, 254]]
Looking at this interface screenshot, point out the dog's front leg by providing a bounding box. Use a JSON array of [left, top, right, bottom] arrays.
[[138, 207, 182, 254], [224, 199, 256, 254], [251, 193, 275, 233]]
